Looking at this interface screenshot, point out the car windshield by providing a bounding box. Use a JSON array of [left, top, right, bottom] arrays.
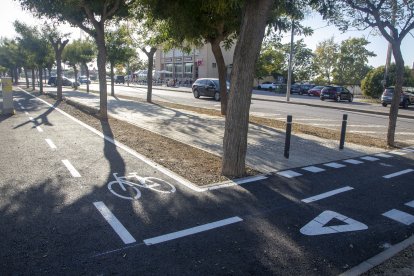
[[313, 86, 324, 90], [384, 88, 394, 95]]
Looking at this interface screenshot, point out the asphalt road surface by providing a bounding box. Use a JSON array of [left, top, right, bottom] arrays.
[[86, 83, 414, 144], [1, 90, 414, 274]]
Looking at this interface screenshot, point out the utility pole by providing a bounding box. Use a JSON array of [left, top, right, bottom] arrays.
[[286, 19, 294, 102]]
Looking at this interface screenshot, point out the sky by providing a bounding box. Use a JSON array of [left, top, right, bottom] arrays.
[[1, 0, 413, 69]]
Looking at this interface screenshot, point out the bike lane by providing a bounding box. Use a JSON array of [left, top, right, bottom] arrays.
[[3, 89, 414, 274]]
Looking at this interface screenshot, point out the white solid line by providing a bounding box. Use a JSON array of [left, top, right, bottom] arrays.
[[383, 209, 414, 225], [62, 159, 81, 177], [45, 139, 57, 149], [93, 202, 136, 244], [277, 170, 302, 178], [383, 169, 414, 179], [36, 126, 43, 132], [144, 217, 243, 246], [302, 186, 354, 203]]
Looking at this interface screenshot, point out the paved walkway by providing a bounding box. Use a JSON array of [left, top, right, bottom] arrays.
[[36, 87, 383, 173]]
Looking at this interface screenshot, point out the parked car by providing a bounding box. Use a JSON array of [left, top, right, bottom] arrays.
[[48, 76, 79, 88], [192, 78, 230, 101], [381, 87, 413, 109], [115, 75, 125, 84], [257, 81, 276, 90], [290, 84, 302, 94], [307, 86, 325, 97], [320, 86, 353, 102], [78, 76, 91, 84], [299, 84, 314, 94]]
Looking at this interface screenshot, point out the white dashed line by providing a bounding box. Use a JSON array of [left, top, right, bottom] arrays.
[[29, 117, 34, 122], [93, 202, 136, 244], [143, 217, 243, 246], [302, 166, 325, 173], [383, 169, 414, 179], [390, 150, 408, 156], [324, 162, 346, 169], [383, 209, 414, 225], [405, 200, 414, 208], [360, 156, 379, 162], [62, 159, 81, 177], [343, 159, 364, 165], [375, 153, 393, 158], [36, 126, 43, 132], [45, 139, 57, 150], [302, 186, 354, 203], [277, 170, 302, 178]]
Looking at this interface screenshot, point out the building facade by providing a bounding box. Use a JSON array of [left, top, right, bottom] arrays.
[[154, 42, 236, 82]]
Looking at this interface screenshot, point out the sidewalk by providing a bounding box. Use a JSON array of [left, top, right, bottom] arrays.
[[41, 88, 383, 174]]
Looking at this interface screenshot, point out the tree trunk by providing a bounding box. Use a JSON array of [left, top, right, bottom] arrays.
[[387, 43, 404, 147], [31, 68, 35, 90], [222, 0, 273, 177], [24, 67, 29, 88], [95, 28, 108, 119], [110, 62, 115, 97], [84, 62, 90, 93], [13, 67, 19, 84], [73, 65, 78, 90], [56, 54, 63, 100], [38, 68, 43, 94], [210, 38, 228, 116], [144, 47, 157, 103]]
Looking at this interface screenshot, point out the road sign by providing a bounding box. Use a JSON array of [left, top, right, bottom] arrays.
[[300, 210, 368, 236]]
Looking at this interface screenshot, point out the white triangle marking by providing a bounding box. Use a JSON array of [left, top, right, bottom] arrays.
[[300, 210, 368, 236]]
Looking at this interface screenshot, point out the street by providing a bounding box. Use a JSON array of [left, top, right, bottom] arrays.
[[1, 90, 414, 274]]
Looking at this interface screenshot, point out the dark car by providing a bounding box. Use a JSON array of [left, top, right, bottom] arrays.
[[78, 76, 91, 84], [307, 86, 325, 97], [290, 84, 302, 94], [381, 87, 413, 108], [299, 84, 314, 94], [115, 75, 125, 84], [320, 86, 353, 102], [192, 78, 230, 101], [48, 76, 79, 87]]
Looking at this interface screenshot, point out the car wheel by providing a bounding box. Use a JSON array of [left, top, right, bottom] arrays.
[[348, 96, 353, 102], [382, 103, 387, 107], [336, 95, 341, 102], [193, 89, 200, 98], [214, 92, 220, 101], [402, 100, 409, 109], [320, 97, 325, 101]]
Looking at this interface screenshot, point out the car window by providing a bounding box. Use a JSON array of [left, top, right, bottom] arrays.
[[208, 80, 215, 87]]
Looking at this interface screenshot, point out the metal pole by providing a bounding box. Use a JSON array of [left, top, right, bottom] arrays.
[[339, 114, 348, 150], [286, 19, 294, 102], [284, 115, 293, 158]]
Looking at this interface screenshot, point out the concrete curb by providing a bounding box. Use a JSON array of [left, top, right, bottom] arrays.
[[340, 235, 414, 275]]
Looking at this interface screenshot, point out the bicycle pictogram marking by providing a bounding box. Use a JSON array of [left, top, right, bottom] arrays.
[[107, 172, 176, 200]]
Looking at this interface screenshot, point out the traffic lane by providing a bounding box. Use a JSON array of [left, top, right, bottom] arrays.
[[2, 91, 194, 273], [85, 151, 414, 274]]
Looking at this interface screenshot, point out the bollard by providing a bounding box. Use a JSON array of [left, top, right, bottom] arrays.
[[339, 114, 348, 150], [284, 115, 292, 158], [1, 78, 14, 115]]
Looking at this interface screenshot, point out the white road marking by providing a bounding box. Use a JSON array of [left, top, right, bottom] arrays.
[[300, 210, 368, 236], [20, 106, 26, 110], [375, 153, 393, 158], [360, 156, 379, 162], [93, 201, 136, 244], [324, 162, 346, 168], [383, 169, 414, 179], [343, 159, 363, 165], [206, 175, 268, 191], [24, 111, 29, 115], [29, 116, 34, 122], [302, 186, 354, 203], [382, 209, 414, 225], [45, 139, 57, 149], [405, 200, 414, 208], [62, 159, 81, 177], [144, 216, 243, 246], [36, 126, 43, 132], [277, 170, 302, 178], [390, 150, 408, 156], [302, 166, 325, 173]]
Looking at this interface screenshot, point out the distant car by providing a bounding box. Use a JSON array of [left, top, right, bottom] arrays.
[[299, 84, 314, 94], [192, 78, 230, 101], [381, 87, 413, 108], [290, 84, 302, 94], [257, 82, 276, 90], [115, 75, 125, 84], [78, 76, 91, 84], [48, 76, 79, 88], [307, 86, 325, 97], [320, 86, 353, 102]]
